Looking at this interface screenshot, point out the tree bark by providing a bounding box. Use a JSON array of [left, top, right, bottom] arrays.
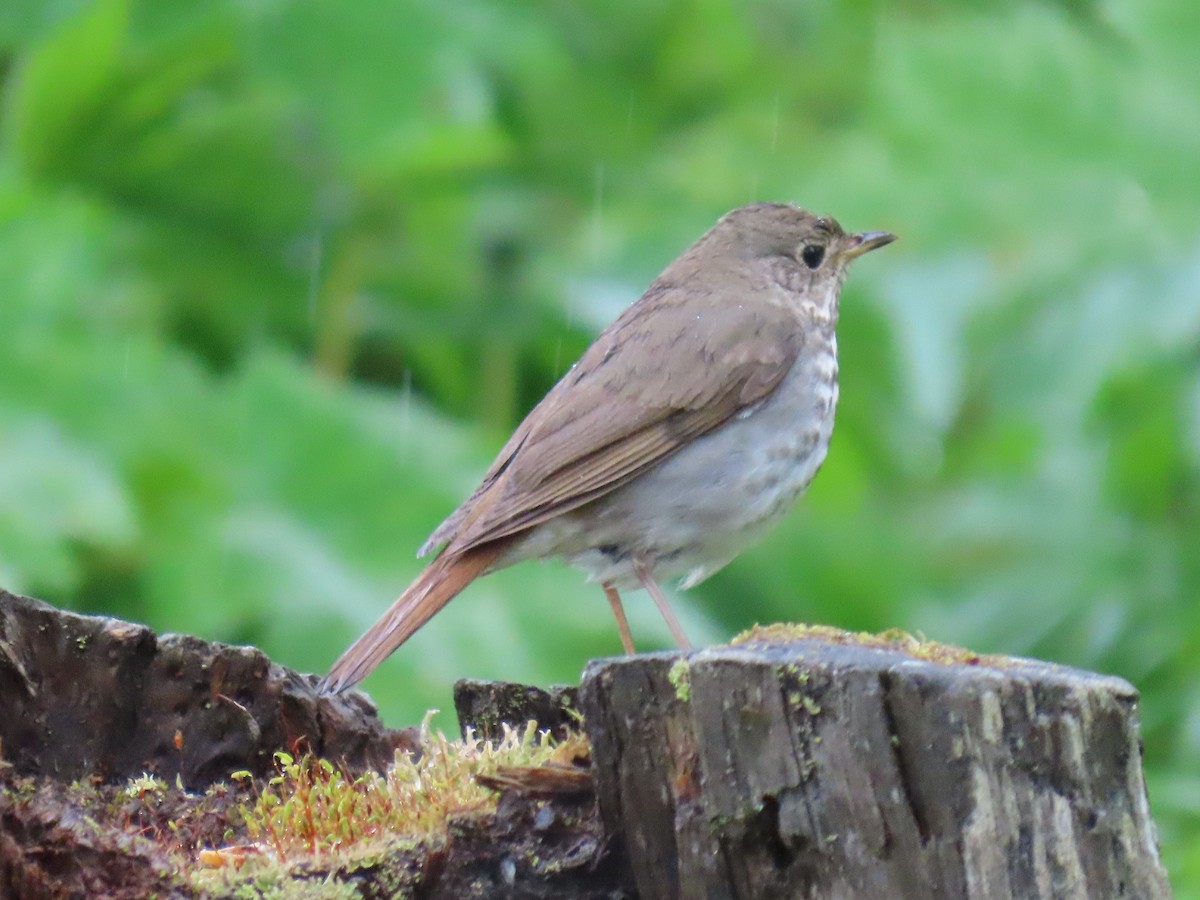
[[0, 589, 1171, 898], [579, 639, 1171, 900], [454, 677, 580, 742], [0, 589, 411, 786]]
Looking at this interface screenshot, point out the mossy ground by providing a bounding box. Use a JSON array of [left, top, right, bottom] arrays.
[[0, 719, 591, 898]]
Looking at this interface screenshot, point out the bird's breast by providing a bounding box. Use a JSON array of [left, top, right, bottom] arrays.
[[513, 330, 840, 589]]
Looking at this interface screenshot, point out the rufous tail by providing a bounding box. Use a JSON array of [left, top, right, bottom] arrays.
[[322, 543, 505, 693]]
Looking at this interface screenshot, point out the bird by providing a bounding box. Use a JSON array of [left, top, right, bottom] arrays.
[[323, 202, 895, 692]]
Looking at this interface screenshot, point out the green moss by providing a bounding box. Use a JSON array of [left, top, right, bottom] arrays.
[[228, 716, 588, 860], [667, 658, 691, 703], [0, 710, 591, 896], [733, 622, 1000, 668], [787, 692, 821, 716], [123, 773, 169, 801]]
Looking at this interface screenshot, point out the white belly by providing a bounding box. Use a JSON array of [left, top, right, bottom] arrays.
[[511, 341, 839, 590]]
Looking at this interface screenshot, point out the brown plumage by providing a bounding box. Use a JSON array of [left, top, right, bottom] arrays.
[[324, 203, 894, 693]]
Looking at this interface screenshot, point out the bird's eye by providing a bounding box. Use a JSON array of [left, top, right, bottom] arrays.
[[800, 244, 825, 269]]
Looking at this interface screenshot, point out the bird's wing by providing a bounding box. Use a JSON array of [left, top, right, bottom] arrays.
[[421, 282, 804, 556]]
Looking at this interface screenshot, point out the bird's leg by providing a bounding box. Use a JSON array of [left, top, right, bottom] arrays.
[[602, 582, 637, 655], [633, 558, 693, 650]]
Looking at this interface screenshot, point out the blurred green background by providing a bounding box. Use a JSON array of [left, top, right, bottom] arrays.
[[1, 0, 1197, 885]]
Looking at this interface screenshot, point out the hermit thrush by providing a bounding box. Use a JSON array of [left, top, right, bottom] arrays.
[[324, 203, 894, 692]]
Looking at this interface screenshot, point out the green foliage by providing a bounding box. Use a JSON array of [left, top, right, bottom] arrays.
[[1, 0, 1197, 888]]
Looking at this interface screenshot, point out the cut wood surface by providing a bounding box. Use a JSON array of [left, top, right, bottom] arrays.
[[579, 635, 1171, 900]]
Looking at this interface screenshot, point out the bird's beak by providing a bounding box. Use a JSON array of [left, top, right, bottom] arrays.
[[841, 230, 897, 261]]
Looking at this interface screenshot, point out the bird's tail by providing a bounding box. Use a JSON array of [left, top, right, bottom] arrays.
[[322, 543, 505, 693]]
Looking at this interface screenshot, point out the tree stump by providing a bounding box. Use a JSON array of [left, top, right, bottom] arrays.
[[0, 589, 1172, 898], [579, 631, 1171, 900], [0, 589, 412, 787], [454, 678, 580, 742]]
